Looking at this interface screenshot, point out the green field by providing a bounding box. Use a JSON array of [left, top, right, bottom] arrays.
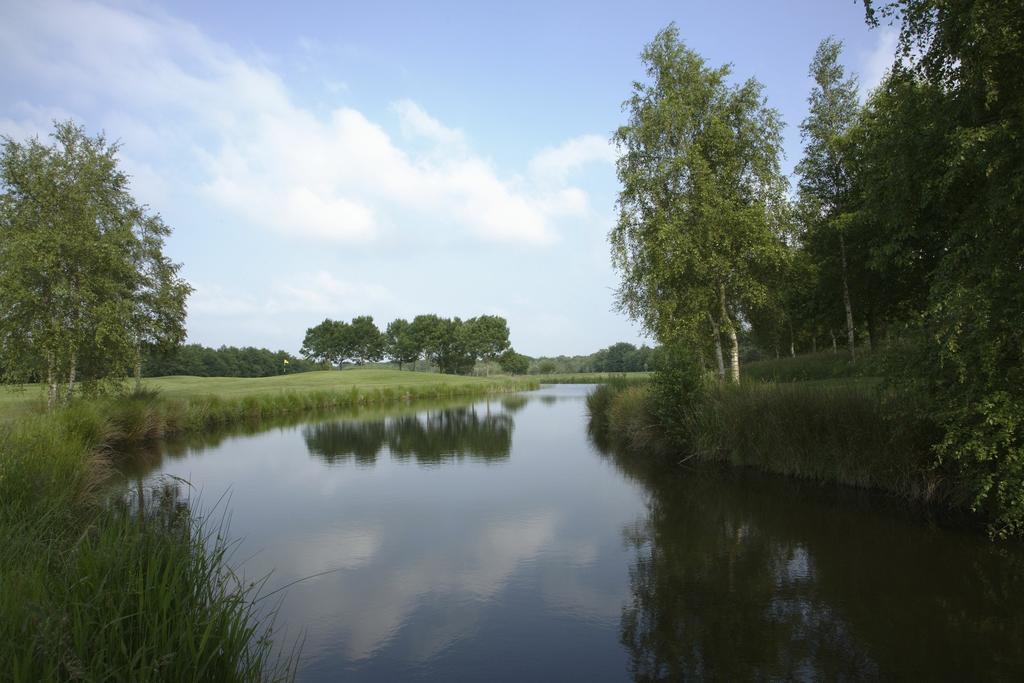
[[0, 369, 535, 418]]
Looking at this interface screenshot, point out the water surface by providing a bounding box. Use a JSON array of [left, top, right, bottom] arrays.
[[127, 384, 1024, 680]]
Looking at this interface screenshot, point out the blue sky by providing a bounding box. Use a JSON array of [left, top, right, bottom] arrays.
[[0, 1, 897, 356]]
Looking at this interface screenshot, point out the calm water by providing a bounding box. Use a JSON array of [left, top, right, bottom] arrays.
[[126, 384, 1024, 681]]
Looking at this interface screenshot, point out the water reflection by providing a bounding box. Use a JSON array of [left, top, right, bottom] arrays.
[[117, 385, 1024, 681], [600, 443, 1024, 680], [303, 406, 513, 466]]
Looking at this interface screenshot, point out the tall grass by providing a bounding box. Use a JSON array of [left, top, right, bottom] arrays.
[[743, 349, 886, 383], [0, 411, 295, 681], [588, 380, 949, 506]]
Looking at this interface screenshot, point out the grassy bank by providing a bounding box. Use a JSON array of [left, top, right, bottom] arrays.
[[588, 377, 952, 509], [0, 370, 536, 680], [0, 407, 293, 680]]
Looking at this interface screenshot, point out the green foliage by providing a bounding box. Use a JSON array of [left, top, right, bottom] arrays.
[[588, 380, 939, 503], [611, 24, 789, 382], [0, 121, 190, 407], [743, 350, 886, 383], [0, 408, 290, 680], [144, 343, 314, 377], [384, 318, 420, 369], [498, 349, 530, 375], [853, 0, 1024, 538], [348, 315, 384, 364]]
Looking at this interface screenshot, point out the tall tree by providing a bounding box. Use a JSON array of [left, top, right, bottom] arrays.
[[861, 0, 1024, 537], [611, 24, 788, 383], [385, 318, 421, 370], [0, 121, 190, 407], [462, 315, 511, 369], [347, 315, 383, 365], [796, 38, 862, 361]]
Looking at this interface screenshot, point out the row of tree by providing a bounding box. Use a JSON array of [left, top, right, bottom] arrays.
[[528, 342, 656, 375], [143, 344, 315, 378], [0, 122, 191, 407], [301, 314, 512, 375], [612, 2, 1024, 535]]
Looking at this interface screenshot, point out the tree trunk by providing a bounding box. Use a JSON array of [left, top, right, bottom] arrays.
[[839, 233, 856, 362], [719, 285, 739, 384], [788, 319, 796, 358], [812, 336, 817, 354], [134, 341, 143, 392], [866, 312, 877, 352], [831, 330, 837, 354], [708, 313, 726, 382], [64, 350, 77, 405], [46, 353, 59, 411]]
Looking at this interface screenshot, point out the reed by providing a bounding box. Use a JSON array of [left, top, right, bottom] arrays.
[[588, 379, 947, 505]]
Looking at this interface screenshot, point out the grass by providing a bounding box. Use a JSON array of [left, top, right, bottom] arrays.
[[587, 356, 952, 510], [742, 349, 886, 383], [0, 369, 537, 680], [0, 408, 295, 681]]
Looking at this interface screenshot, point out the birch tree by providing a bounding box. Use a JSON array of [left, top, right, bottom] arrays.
[[0, 121, 189, 408], [796, 38, 861, 361], [611, 24, 788, 383]]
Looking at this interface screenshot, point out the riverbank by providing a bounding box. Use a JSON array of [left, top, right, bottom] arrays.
[[0, 370, 537, 680], [587, 368, 963, 514]]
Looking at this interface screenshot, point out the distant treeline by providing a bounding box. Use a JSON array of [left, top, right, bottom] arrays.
[[302, 314, 513, 375], [527, 342, 655, 375], [143, 344, 316, 378], [136, 334, 657, 379]]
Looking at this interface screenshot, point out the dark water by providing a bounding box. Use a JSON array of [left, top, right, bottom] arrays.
[[126, 385, 1024, 681]]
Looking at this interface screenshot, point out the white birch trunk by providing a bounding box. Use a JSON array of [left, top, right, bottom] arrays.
[[840, 233, 856, 362], [719, 285, 739, 384], [708, 313, 726, 382], [64, 350, 77, 404]]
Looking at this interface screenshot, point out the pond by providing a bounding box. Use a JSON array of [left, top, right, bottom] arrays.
[[124, 384, 1024, 681]]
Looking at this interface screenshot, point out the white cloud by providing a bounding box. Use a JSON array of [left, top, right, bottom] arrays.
[[860, 27, 899, 96], [529, 134, 616, 185], [190, 272, 393, 319], [392, 99, 466, 148], [0, 0, 606, 247]]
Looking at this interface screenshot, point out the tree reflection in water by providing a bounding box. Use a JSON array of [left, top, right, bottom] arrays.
[[303, 406, 513, 466], [601, 443, 1024, 680]]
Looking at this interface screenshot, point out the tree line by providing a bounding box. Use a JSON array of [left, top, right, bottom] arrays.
[[529, 342, 656, 375], [142, 344, 315, 378], [301, 314, 513, 375], [613, 2, 1024, 535]]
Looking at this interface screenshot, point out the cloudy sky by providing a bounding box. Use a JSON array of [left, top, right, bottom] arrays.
[[0, 1, 896, 356]]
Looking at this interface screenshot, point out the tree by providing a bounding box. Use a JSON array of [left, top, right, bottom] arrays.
[[462, 315, 511, 371], [860, 0, 1024, 537], [347, 315, 384, 365], [301, 318, 349, 367], [129, 213, 192, 389], [385, 318, 421, 370], [796, 37, 862, 361], [0, 121, 190, 408], [410, 314, 445, 367], [498, 349, 530, 375], [611, 24, 788, 384]]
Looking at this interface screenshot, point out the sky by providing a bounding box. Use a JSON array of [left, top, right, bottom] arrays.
[[0, 0, 898, 357]]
